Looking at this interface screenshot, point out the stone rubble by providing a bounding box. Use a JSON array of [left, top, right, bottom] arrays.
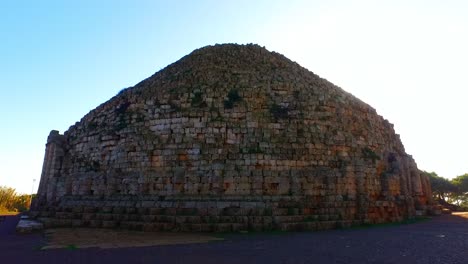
[[16, 216, 44, 234]]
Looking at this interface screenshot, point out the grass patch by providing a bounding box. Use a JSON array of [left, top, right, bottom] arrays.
[[65, 244, 78, 250]]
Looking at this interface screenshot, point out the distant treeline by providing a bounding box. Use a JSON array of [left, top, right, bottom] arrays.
[[0, 186, 32, 212], [424, 171, 468, 210]]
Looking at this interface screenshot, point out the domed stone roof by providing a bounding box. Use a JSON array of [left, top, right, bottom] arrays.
[[33, 44, 433, 231]]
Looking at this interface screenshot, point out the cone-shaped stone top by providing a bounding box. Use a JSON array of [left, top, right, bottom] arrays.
[[68, 43, 405, 155]]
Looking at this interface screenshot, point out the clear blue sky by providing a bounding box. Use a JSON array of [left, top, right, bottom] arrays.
[[1, 0, 467, 194]]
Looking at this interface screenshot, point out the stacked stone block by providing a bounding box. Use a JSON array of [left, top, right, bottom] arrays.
[[32, 44, 433, 231]]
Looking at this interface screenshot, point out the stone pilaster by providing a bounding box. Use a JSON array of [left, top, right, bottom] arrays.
[[32, 130, 65, 209]]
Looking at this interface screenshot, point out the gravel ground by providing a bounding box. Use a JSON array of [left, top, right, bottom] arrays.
[[1, 213, 468, 264]]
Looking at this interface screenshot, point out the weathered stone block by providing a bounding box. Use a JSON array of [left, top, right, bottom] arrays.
[[33, 44, 434, 233]]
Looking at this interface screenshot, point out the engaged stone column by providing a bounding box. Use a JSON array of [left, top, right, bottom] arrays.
[[411, 169, 423, 196], [33, 130, 66, 209], [421, 173, 433, 204]]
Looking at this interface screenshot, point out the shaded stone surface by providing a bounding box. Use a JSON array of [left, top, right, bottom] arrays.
[[32, 44, 433, 231]]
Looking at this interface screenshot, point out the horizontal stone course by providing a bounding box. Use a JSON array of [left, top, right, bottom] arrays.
[[32, 44, 434, 232]]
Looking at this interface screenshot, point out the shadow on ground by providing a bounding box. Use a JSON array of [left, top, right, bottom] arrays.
[[1, 213, 468, 264]]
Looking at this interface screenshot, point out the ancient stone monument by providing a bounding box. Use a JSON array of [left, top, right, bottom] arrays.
[[32, 44, 433, 232]]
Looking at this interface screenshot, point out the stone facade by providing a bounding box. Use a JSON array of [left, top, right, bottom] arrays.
[[32, 44, 433, 232]]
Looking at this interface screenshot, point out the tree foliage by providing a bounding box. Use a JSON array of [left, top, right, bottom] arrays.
[[0, 186, 31, 212], [424, 171, 468, 209], [452, 173, 468, 193], [425, 171, 456, 200]]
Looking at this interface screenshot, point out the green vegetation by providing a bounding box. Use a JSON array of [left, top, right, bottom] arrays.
[[223, 89, 242, 109], [227, 89, 241, 102], [0, 186, 32, 213], [247, 146, 263, 154], [425, 171, 468, 209], [65, 244, 78, 250], [362, 147, 380, 163], [191, 91, 206, 107], [242, 145, 263, 154], [114, 119, 128, 131]]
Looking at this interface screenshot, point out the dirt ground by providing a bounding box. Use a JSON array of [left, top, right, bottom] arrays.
[[0, 211, 19, 216], [43, 228, 223, 249], [2, 213, 468, 264], [452, 212, 468, 218], [42, 213, 468, 250]]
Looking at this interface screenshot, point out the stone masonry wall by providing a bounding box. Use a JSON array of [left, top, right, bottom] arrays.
[[32, 44, 433, 232]]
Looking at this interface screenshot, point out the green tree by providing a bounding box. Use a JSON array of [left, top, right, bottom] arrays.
[[450, 173, 468, 208], [424, 171, 456, 201], [452, 173, 468, 193]]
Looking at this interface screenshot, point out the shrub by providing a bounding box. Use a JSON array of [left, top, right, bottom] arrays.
[[0, 186, 31, 212], [191, 91, 205, 107]]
